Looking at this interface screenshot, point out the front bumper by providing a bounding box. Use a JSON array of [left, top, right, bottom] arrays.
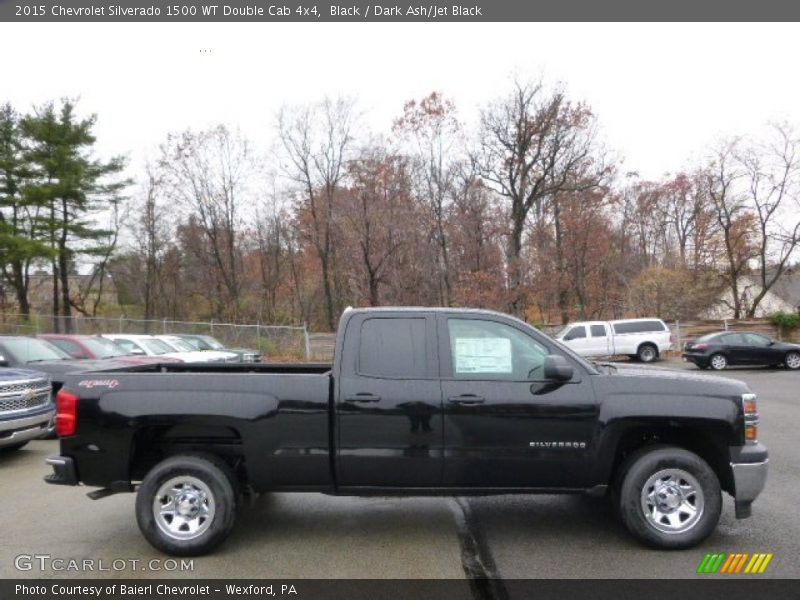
[[44, 455, 78, 486], [730, 442, 769, 518], [0, 407, 55, 448]]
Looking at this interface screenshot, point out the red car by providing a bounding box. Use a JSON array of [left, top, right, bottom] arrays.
[[38, 334, 179, 365]]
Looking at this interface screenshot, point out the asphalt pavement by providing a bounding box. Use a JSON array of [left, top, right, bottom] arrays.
[[1, 359, 797, 581]]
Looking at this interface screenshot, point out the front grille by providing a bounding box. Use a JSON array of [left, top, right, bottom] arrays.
[[0, 379, 51, 414]]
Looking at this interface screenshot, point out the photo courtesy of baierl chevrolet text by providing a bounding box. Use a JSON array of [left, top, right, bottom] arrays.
[[1, 1, 798, 599]]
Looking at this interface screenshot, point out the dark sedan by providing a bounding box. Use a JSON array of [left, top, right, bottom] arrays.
[[682, 331, 800, 370]]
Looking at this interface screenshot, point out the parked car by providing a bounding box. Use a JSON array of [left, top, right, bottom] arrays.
[[555, 318, 673, 363], [154, 335, 238, 362], [682, 331, 800, 370], [101, 334, 227, 363], [0, 367, 53, 452], [0, 336, 127, 432], [175, 333, 261, 363], [39, 334, 179, 365], [47, 307, 766, 556]]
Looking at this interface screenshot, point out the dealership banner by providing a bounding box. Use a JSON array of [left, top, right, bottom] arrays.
[[2, 0, 800, 22]]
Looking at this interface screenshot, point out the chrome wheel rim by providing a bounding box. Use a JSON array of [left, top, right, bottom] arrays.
[[153, 476, 215, 540], [710, 355, 726, 370], [640, 347, 656, 362], [640, 468, 704, 534], [786, 353, 800, 369]]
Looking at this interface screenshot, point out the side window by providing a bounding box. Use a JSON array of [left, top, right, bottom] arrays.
[[448, 319, 548, 380], [563, 326, 587, 341], [590, 324, 606, 337], [114, 339, 137, 353], [50, 339, 80, 356], [359, 318, 428, 378], [722, 333, 744, 345], [743, 333, 770, 347]]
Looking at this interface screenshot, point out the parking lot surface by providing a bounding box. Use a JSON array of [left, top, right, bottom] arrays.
[[1, 360, 797, 580]]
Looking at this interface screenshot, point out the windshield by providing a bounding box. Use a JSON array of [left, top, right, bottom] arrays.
[[136, 338, 176, 355], [83, 337, 130, 358], [197, 335, 225, 350], [161, 338, 197, 352], [2, 338, 71, 363]]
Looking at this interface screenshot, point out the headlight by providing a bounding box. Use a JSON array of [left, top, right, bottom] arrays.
[[742, 393, 759, 442]]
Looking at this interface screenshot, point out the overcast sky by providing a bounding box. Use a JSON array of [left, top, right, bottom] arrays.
[[2, 22, 800, 181]]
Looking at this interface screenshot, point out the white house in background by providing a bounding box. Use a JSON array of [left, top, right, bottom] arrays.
[[700, 275, 796, 319]]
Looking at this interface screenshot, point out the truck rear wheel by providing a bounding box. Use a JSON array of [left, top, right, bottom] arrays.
[[135, 454, 238, 556], [637, 343, 658, 363], [617, 446, 721, 549]]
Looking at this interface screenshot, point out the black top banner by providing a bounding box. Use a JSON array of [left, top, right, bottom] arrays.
[[2, 0, 800, 22]]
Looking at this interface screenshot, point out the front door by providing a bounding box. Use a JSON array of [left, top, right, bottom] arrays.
[[440, 315, 599, 489], [336, 313, 443, 487]]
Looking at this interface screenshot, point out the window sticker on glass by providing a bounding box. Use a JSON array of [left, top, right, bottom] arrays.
[[454, 337, 513, 374]]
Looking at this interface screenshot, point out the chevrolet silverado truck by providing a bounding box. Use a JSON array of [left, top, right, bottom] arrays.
[[0, 368, 53, 452], [45, 307, 768, 556]]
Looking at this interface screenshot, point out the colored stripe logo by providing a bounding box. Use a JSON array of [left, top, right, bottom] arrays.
[[696, 553, 773, 574]]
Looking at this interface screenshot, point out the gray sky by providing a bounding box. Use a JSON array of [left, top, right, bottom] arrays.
[[2, 22, 800, 181]]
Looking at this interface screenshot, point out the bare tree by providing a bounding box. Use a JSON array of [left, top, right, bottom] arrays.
[[394, 92, 459, 305], [277, 97, 357, 330], [475, 79, 606, 315], [160, 125, 252, 320], [739, 123, 800, 316], [703, 140, 758, 318]]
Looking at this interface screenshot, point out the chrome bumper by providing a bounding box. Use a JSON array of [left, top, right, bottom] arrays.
[[732, 459, 769, 503], [0, 407, 55, 448], [730, 441, 769, 518]]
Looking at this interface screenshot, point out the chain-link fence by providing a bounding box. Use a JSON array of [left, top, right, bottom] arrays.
[[0, 313, 316, 360]]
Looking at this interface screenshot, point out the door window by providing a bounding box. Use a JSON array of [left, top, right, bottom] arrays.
[[563, 325, 587, 341], [742, 333, 771, 347], [448, 319, 548, 380], [358, 317, 428, 378], [590, 324, 606, 337]]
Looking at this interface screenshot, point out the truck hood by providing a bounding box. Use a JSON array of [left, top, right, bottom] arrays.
[[0, 367, 49, 381], [600, 362, 750, 396]]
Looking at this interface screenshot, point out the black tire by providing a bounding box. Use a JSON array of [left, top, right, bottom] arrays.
[[709, 353, 728, 370], [0, 442, 28, 453], [637, 343, 658, 363], [135, 454, 238, 556], [785, 351, 800, 370], [617, 446, 721, 549]]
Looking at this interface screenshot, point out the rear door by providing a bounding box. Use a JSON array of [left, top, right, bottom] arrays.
[[587, 322, 611, 356], [335, 313, 443, 487]]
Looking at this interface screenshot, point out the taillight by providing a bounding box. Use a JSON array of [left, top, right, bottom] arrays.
[[694, 343, 708, 350], [742, 393, 758, 443], [55, 390, 79, 437]]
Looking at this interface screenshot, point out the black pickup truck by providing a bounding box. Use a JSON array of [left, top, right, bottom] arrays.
[[46, 307, 768, 556]]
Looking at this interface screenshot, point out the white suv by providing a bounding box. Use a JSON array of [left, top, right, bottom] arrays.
[[555, 318, 673, 363]]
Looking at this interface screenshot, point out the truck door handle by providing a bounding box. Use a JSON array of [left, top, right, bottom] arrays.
[[448, 395, 485, 405], [345, 394, 381, 403]]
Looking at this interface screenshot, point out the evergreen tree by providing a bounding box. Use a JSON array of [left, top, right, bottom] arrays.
[[20, 99, 128, 331], [0, 102, 52, 318]]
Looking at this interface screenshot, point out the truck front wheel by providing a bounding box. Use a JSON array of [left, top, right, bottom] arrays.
[[618, 446, 721, 549], [135, 454, 238, 556]]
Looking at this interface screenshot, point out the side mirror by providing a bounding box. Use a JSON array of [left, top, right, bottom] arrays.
[[543, 355, 573, 381], [0, 355, 7, 367]]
